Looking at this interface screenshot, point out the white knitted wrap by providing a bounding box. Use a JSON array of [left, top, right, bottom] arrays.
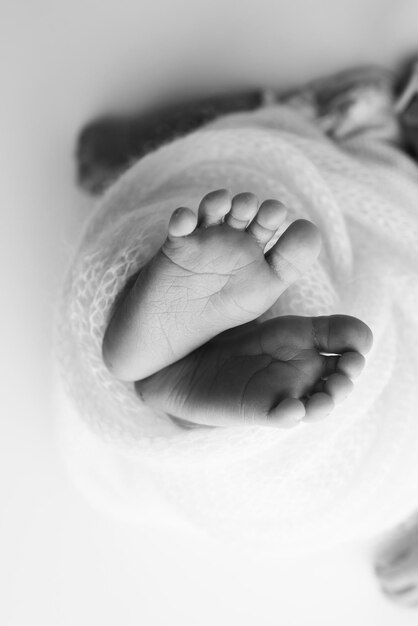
[[54, 105, 418, 555]]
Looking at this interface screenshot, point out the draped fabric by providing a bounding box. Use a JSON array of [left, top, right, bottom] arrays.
[[53, 103, 418, 555]]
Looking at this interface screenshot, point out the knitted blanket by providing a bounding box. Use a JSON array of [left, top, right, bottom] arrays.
[[54, 104, 418, 555]]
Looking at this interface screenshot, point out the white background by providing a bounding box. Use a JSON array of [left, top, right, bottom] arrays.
[[2, 0, 418, 624]]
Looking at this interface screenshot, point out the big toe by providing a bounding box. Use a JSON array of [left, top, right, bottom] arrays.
[[265, 219, 322, 285], [313, 315, 374, 355]]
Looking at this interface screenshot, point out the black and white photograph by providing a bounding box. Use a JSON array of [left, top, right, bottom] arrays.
[[3, 0, 418, 623]]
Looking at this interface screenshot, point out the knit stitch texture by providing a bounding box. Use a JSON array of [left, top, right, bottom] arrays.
[[53, 104, 418, 555]]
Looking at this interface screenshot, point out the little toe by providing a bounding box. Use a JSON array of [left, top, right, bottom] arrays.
[[167, 206, 198, 239], [265, 219, 322, 285], [267, 398, 306, 428], [313, 315, 374, 356], [303, 392, 334, 422], [324, 372, 354, 404], [198, 188, 232, 227], [246, 199, 287, 247], [337, 352, 366, 379], [224, 192, 259, 230]]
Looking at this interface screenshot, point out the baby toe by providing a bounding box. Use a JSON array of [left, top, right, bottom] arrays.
[[224, 192, 259, 230], [303, 392, 334, 422], [337, 352, 366, 379], [313, 315, 374, 356], [167, 206, 198, 239], [198, 188, 232, 227], [324, 372, 354, 404], [267, 398, 306, 428], [265, 219, 322, 285], [246, 199, 287, 247]]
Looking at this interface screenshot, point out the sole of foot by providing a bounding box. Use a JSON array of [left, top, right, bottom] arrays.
[[135, 314, 373, 428], [103, 189, 322, 381]]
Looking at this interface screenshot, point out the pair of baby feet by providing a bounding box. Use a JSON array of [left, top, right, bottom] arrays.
[[102, 188, 373, 428]]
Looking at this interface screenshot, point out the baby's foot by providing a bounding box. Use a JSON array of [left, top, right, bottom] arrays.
[[103, 189, 321, 381], [135, 314, 373, 428]]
